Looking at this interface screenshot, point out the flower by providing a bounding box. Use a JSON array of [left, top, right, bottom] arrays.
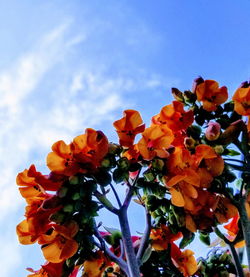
[[47, 128, 109, 175], [171, 245, 198, 277], [233, 87, 250, 115], [138, 124, 174, 160], [27, 262, 64, 277], [113, 109, 145, 147], [152, 101, 194, 132], [150, 224, 182, 250], [16, 165, 62, 199], [194, 79, 228, 111], [83, 251, 113, 277], [38, 221, 79, 263]]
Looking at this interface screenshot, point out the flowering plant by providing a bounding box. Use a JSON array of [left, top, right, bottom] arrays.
[[17, 77, 250, 277]]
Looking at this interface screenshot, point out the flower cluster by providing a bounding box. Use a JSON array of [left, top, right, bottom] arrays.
[[17, 77, 250, 276]]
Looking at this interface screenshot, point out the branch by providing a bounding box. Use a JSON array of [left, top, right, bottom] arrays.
[[93, 225, 128, 275], [136, 210, 151, 263], [214, 227, 244, 277], [94, 190, 119, 214], [122, 168, 141, 210], [110, 183, 122, 208]]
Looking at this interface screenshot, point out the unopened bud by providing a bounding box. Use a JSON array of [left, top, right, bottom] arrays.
[[171, 87, 184, 102], [69, 176, 79, 185], [218, 119, 245, 145], [205, 121, 221, 141], [214, 145, 224, 154], [184, 137, 196, 150], [192, 76, 204, 92]]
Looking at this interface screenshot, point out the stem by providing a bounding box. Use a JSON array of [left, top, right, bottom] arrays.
[[110, 183, 122, 208], [214, 227, 244, 277], [118, 207, 141, 277], [238, 198, 250, 271], [94, 190, 119, 214], [93, 225, 129, 275], [136, 210, 151, 263]]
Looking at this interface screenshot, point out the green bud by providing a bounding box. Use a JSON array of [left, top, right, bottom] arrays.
[[63, 204, 74, 213], [144, 170, 155, 182], [152, 158, 165, 171], [57, 186, 68, 198], [108, 143, 122, 155], [117, 157, 130, 169], [72, 192, 81, 201], [101, 158, 111, 168], [69, 176, 79, 185], [214, 145, 224, 155], [49, 212, 65, 223], [187, 125, 202, 139]]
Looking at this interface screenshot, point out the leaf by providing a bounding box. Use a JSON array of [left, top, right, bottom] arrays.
[[141, 245, 152, 264], [103, 226, 121, 236]]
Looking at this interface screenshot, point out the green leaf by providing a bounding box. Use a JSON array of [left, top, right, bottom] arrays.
[[199, 232, 211, 246], [179, 231, 195, 249], [141, 245, 152, 264], [223, 149, 241, 156]]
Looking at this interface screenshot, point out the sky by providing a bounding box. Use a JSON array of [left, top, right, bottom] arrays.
[[1, 0, 250, 276]]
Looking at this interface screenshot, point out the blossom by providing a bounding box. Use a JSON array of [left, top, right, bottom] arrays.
[[171, 244, 198, 277], [83, 251, 113, 277], [233, 87, 250, 116], [27, 262, 64, 277], [72, 128, 109, 166], [38, 221, 79, 263], [113, 109, 145, 147], [150, 224, 182, 250], [47, 128, 109, 175], [16, 165, 62, 199], [194, 79, 228, 111], [138, 124, 174, 160], [152, 101, 194, 131]]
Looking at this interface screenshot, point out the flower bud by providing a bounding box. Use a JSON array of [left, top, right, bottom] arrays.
[[214, 145, 224, 155], [205, 121, 221, 141]]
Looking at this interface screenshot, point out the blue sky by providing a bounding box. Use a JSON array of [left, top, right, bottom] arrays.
[[1, 0, 250, 276]]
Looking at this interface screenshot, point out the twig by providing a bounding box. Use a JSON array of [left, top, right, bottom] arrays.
[[214, 227, 244, 277], [110, 183, 122, 208], [94, 190, 119, 214], [136, 210, 151, 263], [93, 225, 128, 275]]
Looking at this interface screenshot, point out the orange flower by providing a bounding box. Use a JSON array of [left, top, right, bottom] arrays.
[[152, 101, 194, 131], [47, 140, 78, 176], [150, 224, 182, 250], [17, 165, 62, 199], [38, 221, 79, 263], [171, 244, 198, 277], [165, 169, 200, 208], [138, 124, 174, 160], [113, 110, 145, 147], [16, 195, 61, 245], [233, 87, 250, 115], [83, 250, 113, 277], [47, 128, 109, 175], [72, 128, 109, 166], [214, 196, 238, 224], [195, 79, 228, 111], [16, 168, 44, 199], [27, 262, 64, 277]]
